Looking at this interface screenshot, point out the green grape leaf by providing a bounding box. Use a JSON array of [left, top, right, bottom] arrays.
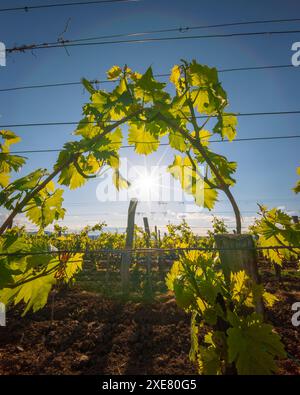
[[0, 130, 21, 147], [169, 131, 187, 152], [202, 185, 218, 210], [74, 118, 101, 139], [25, 186, 65, 229], [294, 167, 300, 193], [136, 66, 165, 92], [173, 277, 194, 309], [230, 270, 250, 302], [0, 247, 84, 316], [168, 155, 218, 209], [0, 130, 26, 187], [204, 150, 237, 186], [254, 207, 300, 265], [12, 169, 47, 191], [202, 307, 218, 325], [0, 153, 26, 179], [188, 60, 219, 87], [106, 126, 123, 151], [128, 123, 159, 154], [112, 169, 130, 190], [63, 253, 84, 281], [58, 162, 86, 189], [0, 173, 9, 188], [213, 114, 237, 141], [227, 313, 286, 375], [90, 90, 109, 112], [165, 260, 183, 291], [199, 130, 211, 147], [107, 65, 122, 80], [262, 291, 278, 308], [191, 89, 210, 114], [0, 260, 15, 288], [0, 263, 56, 316], [134, 67, 167, 102], [170, 64, 182, 91], [197, 345, 221, 375], [117, 89, 133, 106], [81, 78, 96, 95], [294, 181, 300, 194]]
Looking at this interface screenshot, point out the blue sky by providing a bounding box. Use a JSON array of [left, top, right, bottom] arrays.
[[0, 0, 299, 233]]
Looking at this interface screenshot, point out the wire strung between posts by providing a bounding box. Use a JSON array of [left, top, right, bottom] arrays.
[[0, 0, 137, 13], [0, 245, 299, 257], [0, 64, 294, 93], [1, 110, 300, 129], [6, 29, 300, 54], [1, 134, 299, 156], [6, 16, 300, 52]]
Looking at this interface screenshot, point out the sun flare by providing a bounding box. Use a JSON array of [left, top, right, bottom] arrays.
[[134, 174, 156, 191], [130, 169, 161, 202]]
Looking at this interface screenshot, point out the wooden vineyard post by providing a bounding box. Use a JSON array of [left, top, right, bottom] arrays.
[[156, 228, 164, 279], [143, 217, 151, 239], [121, 198, 138, 294], [154, 226, 158, 247], [214, 234, 265, 317], [143, 217, 153, 298]]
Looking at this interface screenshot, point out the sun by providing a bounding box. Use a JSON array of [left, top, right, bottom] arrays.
[[131, 170, 160, 201], [134, 174, 156, 190]]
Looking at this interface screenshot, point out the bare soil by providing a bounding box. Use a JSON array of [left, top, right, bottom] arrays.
[[0, 268, 299, 375]]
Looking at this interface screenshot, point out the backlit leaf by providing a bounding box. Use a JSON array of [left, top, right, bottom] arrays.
[[107, 65, 122, 80], [213, 114, 237, 141], [227, 313, 286, 375], [128, 123, 159, 154]]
